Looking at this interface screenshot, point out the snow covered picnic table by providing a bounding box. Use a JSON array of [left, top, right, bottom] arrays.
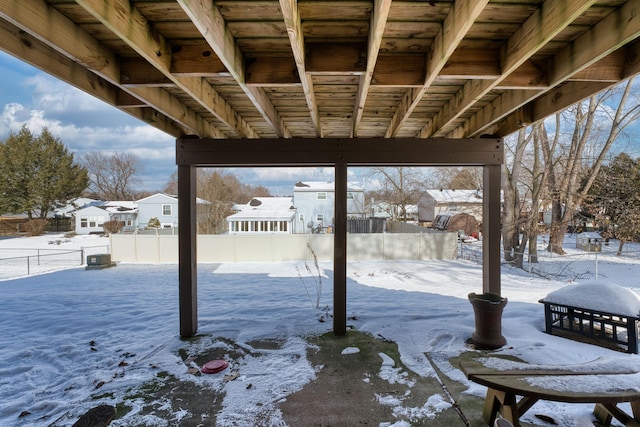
[[458, 352, 640, 427]]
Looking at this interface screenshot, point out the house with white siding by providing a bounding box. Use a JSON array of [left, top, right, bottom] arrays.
[[227, 197, 296, 234], [136, 193, 179, 229], [73, 201, 137, 234], [292, 181, 365, 233], [418, 189, 483, 224]]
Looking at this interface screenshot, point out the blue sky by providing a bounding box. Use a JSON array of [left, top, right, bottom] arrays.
[[0, 50, 345, 196]]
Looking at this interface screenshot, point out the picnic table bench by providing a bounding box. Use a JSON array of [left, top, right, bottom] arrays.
[[458, 352, 640, 427]]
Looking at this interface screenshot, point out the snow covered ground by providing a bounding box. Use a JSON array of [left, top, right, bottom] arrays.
[[1, 232, 640, 426]]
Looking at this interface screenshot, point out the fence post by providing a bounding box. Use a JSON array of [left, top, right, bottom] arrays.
[[81, 247, 84, 265]]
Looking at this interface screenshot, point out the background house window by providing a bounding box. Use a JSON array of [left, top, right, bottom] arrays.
[[87, 215, 104, 227], [316, 214, 324, 223], [317, 192, 327, 200], [162, 204, 172, 215], [347, 192, 354, 199], [299, 213, 305, 222], [80, 217, 88, 228]]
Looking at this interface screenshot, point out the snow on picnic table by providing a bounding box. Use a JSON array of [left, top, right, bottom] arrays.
[[0, 232, 640, 426]]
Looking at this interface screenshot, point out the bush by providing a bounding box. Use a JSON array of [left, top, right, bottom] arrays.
[[147, 217, 161, 229], [24, 219, 49, 236], [103, 220, 124, 235]]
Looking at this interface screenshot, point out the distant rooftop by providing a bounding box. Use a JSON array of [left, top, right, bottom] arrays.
[[425, 189, 482, 204], [228, 197, 295, 221], [293, 181, 364, 192]]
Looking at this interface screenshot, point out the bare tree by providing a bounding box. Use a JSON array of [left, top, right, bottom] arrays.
[[163, 171, 178, 195], [501, 128, 532, 267], [437, 167, 483, 190], [194, 169, 272, 233], [541, 77, 640, 254], [195, 169, 234, 234], [369, 167, 426, 220], [82, 151, 141, 200]]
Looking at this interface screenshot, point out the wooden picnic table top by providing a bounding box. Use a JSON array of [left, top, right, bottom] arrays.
[[458, 352, 640, 404]]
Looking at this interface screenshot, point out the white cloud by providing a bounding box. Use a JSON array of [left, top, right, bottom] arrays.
[[26, 74, 109, 114], [249, 167, 334, 183]]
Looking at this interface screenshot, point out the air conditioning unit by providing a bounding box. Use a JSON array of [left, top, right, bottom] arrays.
[[86, 254, 115, 270]]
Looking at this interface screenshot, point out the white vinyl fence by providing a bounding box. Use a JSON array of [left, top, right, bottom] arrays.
[[110, 232, 458, 263]]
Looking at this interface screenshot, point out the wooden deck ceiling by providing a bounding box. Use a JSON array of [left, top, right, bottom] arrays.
[[2, 1, 640, 142]]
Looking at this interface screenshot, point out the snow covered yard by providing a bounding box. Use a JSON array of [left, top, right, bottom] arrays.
[[1, 233, 640, 426]]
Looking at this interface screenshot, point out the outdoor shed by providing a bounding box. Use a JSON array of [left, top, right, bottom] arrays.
[[576, 232, 602, 252], [433, 213, 479, 237]]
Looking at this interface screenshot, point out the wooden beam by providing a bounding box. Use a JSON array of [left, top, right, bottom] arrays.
[[306, 43, 366, 74], [171, 41, 228, 77], [246, 57, 301, 86], [440, 49, 500, 79], [493, 81, 613, 136], [353, 0, 392, 137], [570, 50, 625, 82], [178, 0, 290, 138], [461, 0, 640, 138], [77, 0, 257, 138], [116, 91, 147, 108], [551, 0, 640, 84], [422, 0, 597, 138], [178, 164, 198, 337], [371, 55, 425, 87], [495, 60, 549, 90], [279, 0, 321, 136], [622, 39, 640, 78], [385, 0, 488, 138], [0, 0, 118, 81], [176, 137, 503, 167], [0, 17, 193, 138], [120, 59, 173, 87], [450, 88, 542, 139], [0, 0, 222, 137]]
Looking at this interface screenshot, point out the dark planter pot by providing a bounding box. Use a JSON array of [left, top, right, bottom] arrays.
[[468, 292, 507, 350]]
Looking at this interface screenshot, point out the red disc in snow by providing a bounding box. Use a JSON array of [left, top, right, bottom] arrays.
[[201, 359, 229, 374]]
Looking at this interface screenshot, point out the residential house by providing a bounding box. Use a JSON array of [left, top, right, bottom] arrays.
[[366, 199, 393, 219], [292, 181, 365, 233], [418, 189, 483, 224], [366, 199, 418, 222], [136, 193, 179, 229], [73, 201, 137, 234], [53, 197, 101, 219], [227, 197, 296, 234]]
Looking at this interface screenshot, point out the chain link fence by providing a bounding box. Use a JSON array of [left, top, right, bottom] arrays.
[[458, 237, 640, 287], [0, 244, 109, 280]]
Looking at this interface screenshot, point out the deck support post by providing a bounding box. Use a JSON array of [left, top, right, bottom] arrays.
[[483, 164, 501, 295], [334, 160, 348, 335], [178, 164, 198, 337]]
